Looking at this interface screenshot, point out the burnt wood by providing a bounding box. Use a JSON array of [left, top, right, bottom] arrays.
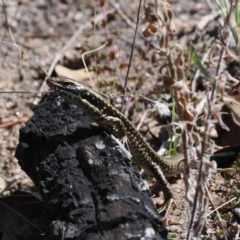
[[15, 93, 168, 240]]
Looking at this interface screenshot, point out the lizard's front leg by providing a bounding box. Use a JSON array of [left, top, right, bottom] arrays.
[[97, 116, 127, 139]]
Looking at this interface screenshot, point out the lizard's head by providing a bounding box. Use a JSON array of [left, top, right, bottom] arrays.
[[47, 77, 107, 110], [47, 77, 88, 93]]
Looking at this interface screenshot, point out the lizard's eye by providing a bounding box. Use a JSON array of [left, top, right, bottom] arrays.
[[61, 81, 74, 87], [81, 91, 90, 98]]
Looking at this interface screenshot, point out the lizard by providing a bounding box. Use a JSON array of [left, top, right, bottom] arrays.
[[47, 76, 184, 210]]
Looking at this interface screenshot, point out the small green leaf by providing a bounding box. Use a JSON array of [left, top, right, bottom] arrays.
[[189, 43, 210, 80]]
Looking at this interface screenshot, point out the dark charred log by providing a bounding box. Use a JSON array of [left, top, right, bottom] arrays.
[[15, 93, 168, 240]]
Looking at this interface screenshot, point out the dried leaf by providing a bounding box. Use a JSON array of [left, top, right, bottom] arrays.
[[174, 50, 184, 67], [169, 80, 185, 90], [179, 96, 194, 121], [162, 1, 176, 33], [160, 74, 175, 88], [142, 22, 158, 38], [99, 0, 106, 7], [55, 65, 95, 83]]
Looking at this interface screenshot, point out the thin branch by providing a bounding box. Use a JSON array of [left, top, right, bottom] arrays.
[[121, 0, 142, 111]]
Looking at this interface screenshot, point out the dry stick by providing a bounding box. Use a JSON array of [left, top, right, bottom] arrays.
[[206, 185, 230, 240], [186, 122, 207, 238], [187, 76, 218, 239], [207, 195, 237, 216], [123, 40, 152, 118], [113, 3, 153, 116], [120, 0, 142, 111], [81, 42, 108, 90], [188, 41, 224, 236], [0, 117, 28, 128], [136, 109, 149, 131], [210, 21, 233, 240], [33, 4, 120, 105]]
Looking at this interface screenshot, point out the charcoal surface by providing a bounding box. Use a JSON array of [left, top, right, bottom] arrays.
[[15, 93, 168, 240]]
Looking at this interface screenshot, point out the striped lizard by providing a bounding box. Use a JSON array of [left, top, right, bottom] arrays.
[[47, 76, 184, 209]]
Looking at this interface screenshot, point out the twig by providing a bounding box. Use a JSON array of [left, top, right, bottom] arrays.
[[207, 196, 237, 216], [81, 42, 108, 89], [206, 185, 232, 240], [136, 109, 149, 131], [0, 117, 29, 129], [121, 0, 142, 111]]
